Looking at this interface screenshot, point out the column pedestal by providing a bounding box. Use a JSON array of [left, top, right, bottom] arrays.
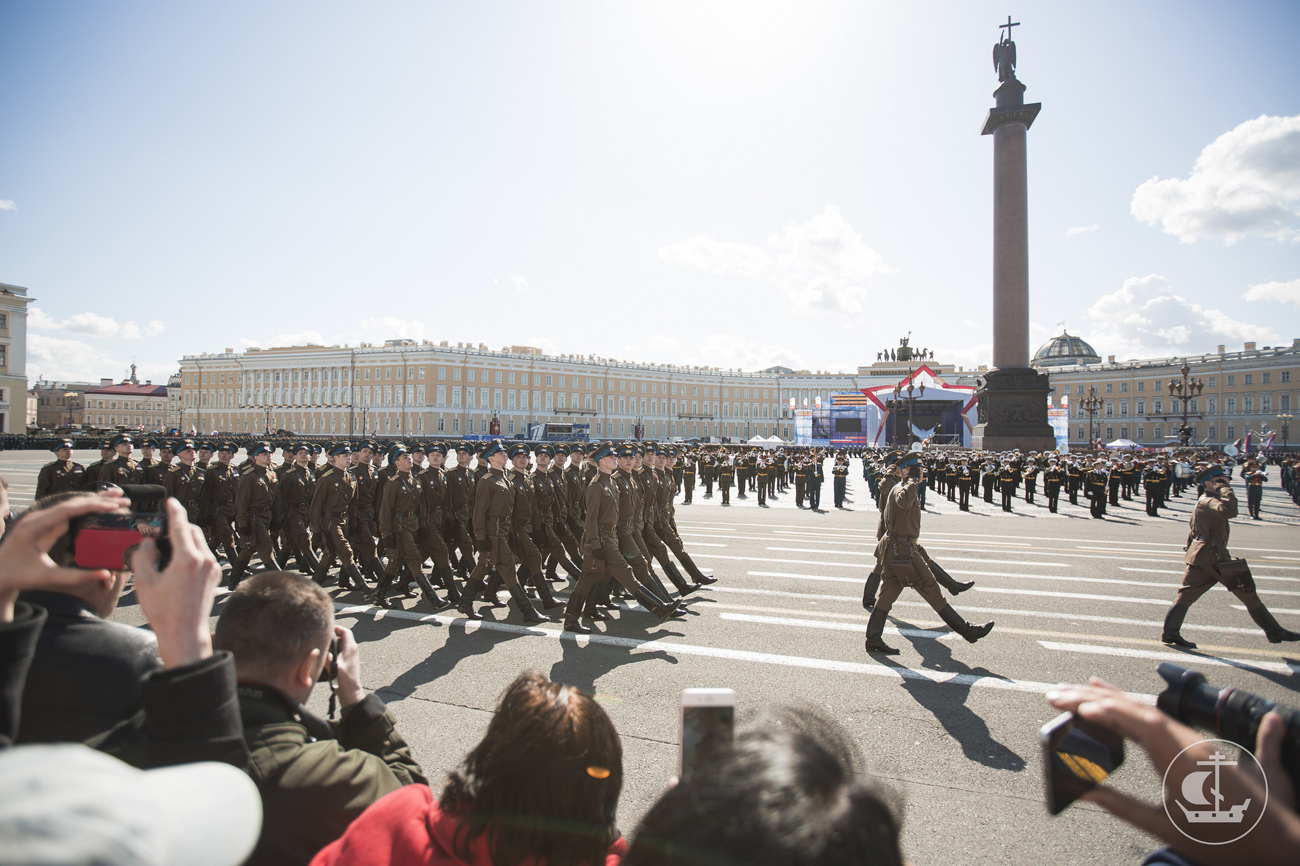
[[970, 367, 1056, 452]]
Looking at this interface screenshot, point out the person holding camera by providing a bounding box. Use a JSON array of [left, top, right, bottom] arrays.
[[215, 571, 427, 866], [1046, 676, 1300, 865], [1161, 464, 1299, 647], [865, 452, 992, 655]]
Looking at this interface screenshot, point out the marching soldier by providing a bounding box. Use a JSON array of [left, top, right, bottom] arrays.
[[1043, 458, 1065, 514], [202, 442, 243, 583], [82, 440, 116, 487], [564, 445, 589, 542], [162, 439, 206, 526], [371, 445, 449, 611], [1244, 460, 1267, 519], [756, 456, 769, 506], [414, 441, 460, 601], [635, 444, 700, 600], [832, 455, 849, 508], [1066, 458, 1082, 505], [807, 455, 823, 510], [309, 441, 369, 591], [444, 443, 478, 578], [1022, 460, 1038, 504], [1143, 459, 1165, 517], [1108, 459, 1122, 507], [561, 442, 681, 634], [546, 444, 584, 574], [138, 438, 160, 477], [956, 457, 973, 511], [35, 438, 85, 501], [232, 441, 279, 583], [865, 452, 994, 655], [982, 459, 997, 503], [142, 440, 173, 486], [717, 456, 734, 506], [506, 443, 562, 612], [656, 447, 715, 587], [681, 453, 696, 504], [279, 443, 320, 577], [998, 461, 1016, 512], [1161, 464, 1298, 647], [349, 441, 386, 584], [102, 433, 142, 487], [1086, 459, 1109, 519]]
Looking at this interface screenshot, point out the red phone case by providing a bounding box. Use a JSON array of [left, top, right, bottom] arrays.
[[74, 527, 146, 571]]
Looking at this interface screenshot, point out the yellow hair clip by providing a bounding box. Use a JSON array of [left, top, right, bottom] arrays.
[[586, 766, 611, 779]]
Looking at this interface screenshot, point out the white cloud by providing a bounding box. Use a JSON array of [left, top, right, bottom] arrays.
[[358, 317, 425, 341], [659, 234, 771, 278], [28, 334, 121, 381], [933, 342, 992, 370], [1131, 113, 1300, 244], [1067, 224, 1099, 236], [660, 206, 891, 317], [512, 276, 530, 292], [1087, 274, 1278, 357], [0, 200, 15, 211], [259, 330, 329, 348], [29, 307, 165, 340], [1242, 278, 1300, 307], [695, 334, 805, 372]]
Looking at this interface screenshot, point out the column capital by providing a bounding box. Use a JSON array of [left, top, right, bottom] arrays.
[[981, 103, 1041, 136]]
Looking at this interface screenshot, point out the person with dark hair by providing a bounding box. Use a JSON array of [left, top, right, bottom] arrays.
[[310, 670, 627, 866], [624, 709, 904, 866], [215, 571, 426, 866]]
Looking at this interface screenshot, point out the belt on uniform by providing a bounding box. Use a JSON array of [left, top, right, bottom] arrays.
[[397, 511, 415, 519], [885, 534, 917, 542]]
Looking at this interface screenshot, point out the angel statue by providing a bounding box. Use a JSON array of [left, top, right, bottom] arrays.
[[993, 18, 1018, 83]]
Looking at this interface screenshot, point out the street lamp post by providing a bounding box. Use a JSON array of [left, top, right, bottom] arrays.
[[1279, 413, 1293, 452], [1081, 385, 1103, 448], [1167, 363, 1205, 447], [892, 370, 925, 448]]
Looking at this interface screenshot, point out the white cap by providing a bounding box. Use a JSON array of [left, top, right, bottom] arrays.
[[0, 744, 262, 866]]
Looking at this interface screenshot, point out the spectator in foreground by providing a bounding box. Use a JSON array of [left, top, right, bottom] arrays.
[[215, 571, 427, 866], [311, 670, 627, 866], [624, 708, 904, 866]]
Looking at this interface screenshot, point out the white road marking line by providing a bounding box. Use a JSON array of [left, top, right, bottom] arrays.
[[1122, 566, 1300, 581], [693, 553, 862, 568], [764, 547, 1072, 569], [975, 587, 1171, 606], [748, 570, 862, 584], [946, 570, 1174, 589], [712, 586, 1268, 635], [1232, 605, 1300, 616], [772, 530, 1034, 547], [332, 602, 1150, 699], [1039, 641, 1299, 676], [720, 611, 959, 640]]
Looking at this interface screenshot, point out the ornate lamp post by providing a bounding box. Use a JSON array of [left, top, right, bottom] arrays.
[[1279, 413, 1293, 452], [1167, 363, 1205, 446], [892, 371, 925, 448], [1081, 385, 1103, 448]]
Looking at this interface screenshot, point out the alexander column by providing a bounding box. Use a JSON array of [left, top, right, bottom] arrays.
[[971, 17, 1056, 452]]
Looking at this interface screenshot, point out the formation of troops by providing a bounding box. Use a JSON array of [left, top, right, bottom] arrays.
[[33, 433, 1300, 648]]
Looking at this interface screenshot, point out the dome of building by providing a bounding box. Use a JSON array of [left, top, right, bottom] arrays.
[[1032, 331, 1101, 367]]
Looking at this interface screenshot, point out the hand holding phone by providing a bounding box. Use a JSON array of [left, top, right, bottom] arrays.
[[680, 688, 736, 776], [130, 498, 220, 669], [1040, 710, 1125, 814]]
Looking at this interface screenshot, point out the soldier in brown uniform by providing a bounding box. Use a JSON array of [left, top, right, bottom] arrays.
[[202, 441, 243, 581], [1161, 464, 1300, 647], [865, 452, 994, 655], [371, 445, 449, 611], [81, 440, 116, 488], [414, 441, 459, 603], [862, 452, 901, 609], [564, 445, 589, 543], [279, 443, 320, 577], [35, 439, 85, 501], [162, 439, 206, 525], [561, 442, 680, 634], [138, 438, 160, 478], [456, 440, 548, 624], [232, 441, 279, 584], [545, 444, 584, 575], [503, 443, 562, 612], [348, 441, 384, 585], [101, 433, 143, 487], [531, 445, 581, 583], [309, 441, 369, 591], [655, 447, 714, 587], [634, 444, 699, 600], [444, 443, 478, 578], [142, 440, 173, 486]]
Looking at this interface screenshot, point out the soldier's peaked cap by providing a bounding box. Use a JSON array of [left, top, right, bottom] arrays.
[[456, 441, 475, 453], [109, 433, 133, 448], [479, 440, 507, 459], [536, 444, 555, 457], [588, 441, 616, 462], [247, 441, 274, 457], [142, 438, 159, 449], [51, 439, 74, 452], [1195, 464, 1229, 484], [507, 443, 530, 459], [883, 452, 902, 466], [175, 439, 196, 452], [328, 441, 352, 457], [552, 443, 569, 455], [427, 442, 448, 456], [616, 442, 638, 458], [218, 442, 238, 453]]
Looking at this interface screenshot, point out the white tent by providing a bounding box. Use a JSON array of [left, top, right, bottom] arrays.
[[1105, 438, 1140, 450]]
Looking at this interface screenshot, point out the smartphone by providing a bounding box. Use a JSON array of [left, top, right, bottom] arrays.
[[1040, 711, 1125, 815], [680, 688, 736, 776], [70, 512, 168, 571]]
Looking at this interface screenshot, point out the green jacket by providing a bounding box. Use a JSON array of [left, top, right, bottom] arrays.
[[238, 684, 427, 866]]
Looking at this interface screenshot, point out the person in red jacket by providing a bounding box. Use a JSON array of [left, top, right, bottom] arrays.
[[311, 670, 627, 866]]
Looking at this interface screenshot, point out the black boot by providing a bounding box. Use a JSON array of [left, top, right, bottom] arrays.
[[937, 603, 993, 643], [438, 566, 461, 603], [531, 570, 564, 609], [508, 582, 549, 625], [662, 560, 702, 596], [862, 570, 881, 611], [297, 544, 321, 579], [312, 558, 336, 587], [1249, 606, 1300, 643], [412, 567, 451, 611], [584, 579, 611, 621], [545, 555, 562, 583], [931, 562, 974, 595], [457, 577, 484, 619], [864, 607, 898, 655], [398, 564, 419, 599], [227, 556, 248, 589], [678, 552, 716, 585], [344, 562, 370, 592], [1161, 604, 1197, 647], [562, 589, 592, 634], [366, 572, 397, 609], [630, 586, 676, 624], [482, 571, 507, 606]]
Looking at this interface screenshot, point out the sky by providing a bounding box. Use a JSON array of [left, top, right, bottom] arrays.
[[2, 0, 1299, 384]]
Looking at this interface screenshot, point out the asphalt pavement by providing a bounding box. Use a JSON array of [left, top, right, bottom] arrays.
[[5, 450, 1299, 866]]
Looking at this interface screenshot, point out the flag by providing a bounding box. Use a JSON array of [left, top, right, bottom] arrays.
[[1264, 431, 1277, 450], [1243, 432, 1253, 453]]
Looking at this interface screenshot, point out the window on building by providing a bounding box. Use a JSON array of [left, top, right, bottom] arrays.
[[546, 375, 553, 386], [1136, 426, 1144, 441], [1262, 372, 1271, 384], [1244, 396, 1254, 412], [1154, 425, 1162, 440], [1105, 426, 1113, 440], [495, 371, 502, 384], [1227, 375, 1235, 386], [1119, 382, 1128, 393], [1263, 395, 1272, 412], [1120, 401, 1128, 416], [508, 372, 515, 384], [453, 368, 461, 380], [1226, 425, 1235, 440], [467, 370, 475, 382], [1244, 374, 1253, 385], [1105, 383, 1113, 394], [1136, 400, 1145, 415], [1137, 381, 1144, 392], [1283, 394, 1291, 411], [1154, 399, 1162, 414], [1076, 384, 1084, 395], [1226, 396, 1236, 413]]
